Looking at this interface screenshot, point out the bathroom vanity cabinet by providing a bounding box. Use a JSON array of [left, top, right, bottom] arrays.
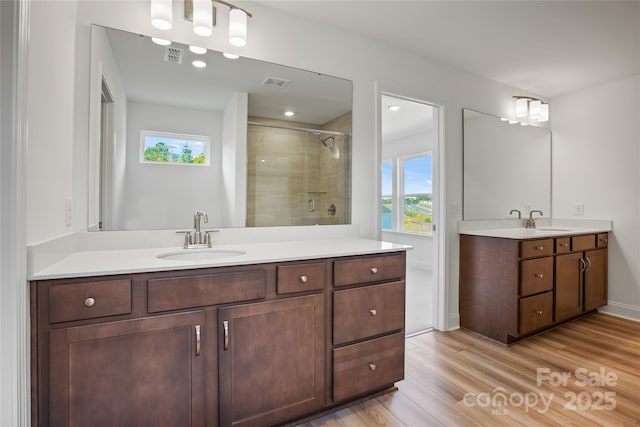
[[31, 251, 406, 427], [459, 232, 608, 344]]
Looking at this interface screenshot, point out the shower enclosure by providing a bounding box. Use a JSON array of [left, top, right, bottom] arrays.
[[246, 121, 351, 227]]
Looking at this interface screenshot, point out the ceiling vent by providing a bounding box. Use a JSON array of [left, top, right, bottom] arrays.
[[262, 76, 290, 89], [164, 46, 184, 64]]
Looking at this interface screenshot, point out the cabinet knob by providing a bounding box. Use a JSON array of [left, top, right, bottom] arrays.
[[299, 275, 308, 283], [369, 309, 377, 316], [600, 238, 608, 243], [84, 297, 95, 308], [561, 243, 569, 248], [370, 267, 378, 274], [369, 363, 377, 372], [536, 309, 543, 315], [535, 273, 544, 279], [535, 246, 544, 251]]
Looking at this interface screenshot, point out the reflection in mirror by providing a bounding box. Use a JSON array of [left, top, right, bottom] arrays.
[[463, 109, 551, 220], [88, 25, 352, 231]]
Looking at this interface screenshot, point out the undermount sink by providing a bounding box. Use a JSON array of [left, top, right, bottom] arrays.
[[536, 227, 574, 232], [157, 249, 246, 261]]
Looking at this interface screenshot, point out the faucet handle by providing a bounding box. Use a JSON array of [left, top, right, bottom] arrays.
[[176, 230, 193, 248], [203, 229, 219, 248]]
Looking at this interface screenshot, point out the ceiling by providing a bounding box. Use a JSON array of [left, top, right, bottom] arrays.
[[258, 0, 640, 98]]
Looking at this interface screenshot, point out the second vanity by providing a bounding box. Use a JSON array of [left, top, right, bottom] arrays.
[[29, 234, 409, 427], [459, 222, 610, 344]]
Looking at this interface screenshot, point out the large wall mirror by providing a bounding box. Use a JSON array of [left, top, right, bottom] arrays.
[[88, 25, 352, 231], [463, 109, 551, 220]]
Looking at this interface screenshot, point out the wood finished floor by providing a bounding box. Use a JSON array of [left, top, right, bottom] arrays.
[[297, 313, 640, 426]]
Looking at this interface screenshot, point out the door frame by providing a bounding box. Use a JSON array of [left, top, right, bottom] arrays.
[[376, 87, 447, 331]]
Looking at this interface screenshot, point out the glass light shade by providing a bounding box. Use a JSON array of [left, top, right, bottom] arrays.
[[529, 100, 542, 119], [193, 0, 213, 37], [515, 98, 528, 118], [150, 0, 172, 30], [189, 45, 207, 54], [537, 103, 549, 122], [151, 37, 171, 46], [229, 8, 248, 47]]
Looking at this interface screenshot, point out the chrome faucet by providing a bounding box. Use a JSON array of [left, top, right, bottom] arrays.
[[193, 210, 209, 245], [509, 209, 522, 219], [176, 210, 217, 249], [525, 210, 543, 229]]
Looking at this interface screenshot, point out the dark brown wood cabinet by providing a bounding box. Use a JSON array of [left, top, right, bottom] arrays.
[[32, 251, 407, 427], [218, 295, 325, 427], [460, 232, 608, 344], [48, 312, 206, 427]]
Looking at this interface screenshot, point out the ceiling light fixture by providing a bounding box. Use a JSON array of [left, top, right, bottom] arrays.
[[223, 52, 239, 59], [388, 105, 400, 112], [151, 0, 173, 30], [189, 45, 207, 54], [192, 60, 207, 68], [513, 96, 550, 123], [284, 111, 295, 117], [182, 0, 252, 46], [151, 37, 172, 46]]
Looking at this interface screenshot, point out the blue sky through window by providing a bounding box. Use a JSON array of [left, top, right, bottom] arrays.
[[381, 162, 393, 195], [404, 156, 432, 194]]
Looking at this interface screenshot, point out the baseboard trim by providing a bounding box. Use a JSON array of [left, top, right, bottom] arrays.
[[448, 313, 460, 331], [598, 301, 640, 322]]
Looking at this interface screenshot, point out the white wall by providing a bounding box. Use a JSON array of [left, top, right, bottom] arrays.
[[552, 75, 640, 320], [123, 101, 222, 229], [26, 0, 77, 243], [221, 92, 248, 227]]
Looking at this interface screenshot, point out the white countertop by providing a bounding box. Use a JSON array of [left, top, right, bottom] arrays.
[[29, 238, 411, 280], [459, 225, 611, 240]]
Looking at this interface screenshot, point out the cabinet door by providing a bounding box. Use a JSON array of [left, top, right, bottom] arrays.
[[219, 295, 325, 427], [48, 311, 206, 427], [584, 249, 608, 311], [555, 253, 583, 323]]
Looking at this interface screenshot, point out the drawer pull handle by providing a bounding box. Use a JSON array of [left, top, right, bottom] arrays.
[[369, 309, 377, 316], [299, 275, 308, 283], [84, 297, 96, 308], [600, 238, 608, 244], [223, 320, 229, 351], [560, 243, 569, 248], [536, 309, 543, 315], [535, 246, 544, 251], [535, 273, 544, 279], [195, 325, 201, 356], [370, 267, 378, 274], [369, 363, 377, 372]]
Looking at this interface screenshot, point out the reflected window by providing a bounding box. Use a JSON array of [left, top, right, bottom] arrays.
[[381, 160, 393, 230], [140, 130, 210, 166]]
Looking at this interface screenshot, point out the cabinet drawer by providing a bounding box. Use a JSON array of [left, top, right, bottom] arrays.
[[49, 279, 132, 324], [147, 270, 266, 313], [556, 238, 571, 254], [334, 253, 405, 287], [333, 332, 404, 402], [277, 262, 325, 294], [333, 281, 404, 345], [597, 233, 609, 248], [520, 239, 553, 258], [520, 257, 553, 297], [519, 292, 553, 335], [572, 235, 596, 252]]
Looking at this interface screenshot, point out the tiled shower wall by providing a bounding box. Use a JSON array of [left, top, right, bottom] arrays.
[[246, 115, 351, 227]]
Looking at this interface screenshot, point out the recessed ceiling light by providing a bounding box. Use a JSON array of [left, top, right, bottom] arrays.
[[500, 117, 509, 121], [151, 37, 171, 46], [189, 45, 207, 54], [388, 105, 400, 112], [223, 52, 240, 59], [284, 111, 295, 117], [508, 120, 518, 124], [520, 122, 529, 126], [192, 60, 207, 68]]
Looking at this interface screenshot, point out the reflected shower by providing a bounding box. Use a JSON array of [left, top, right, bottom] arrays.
[[319, 135, 340, 159]]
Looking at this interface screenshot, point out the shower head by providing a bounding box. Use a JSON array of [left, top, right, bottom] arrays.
[[319, 135, 335, 147]]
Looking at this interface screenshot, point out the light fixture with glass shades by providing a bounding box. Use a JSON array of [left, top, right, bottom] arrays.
[[182, 0, 252, 46], [150, 0, 173, 30], [513, 96, 549, 122]]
